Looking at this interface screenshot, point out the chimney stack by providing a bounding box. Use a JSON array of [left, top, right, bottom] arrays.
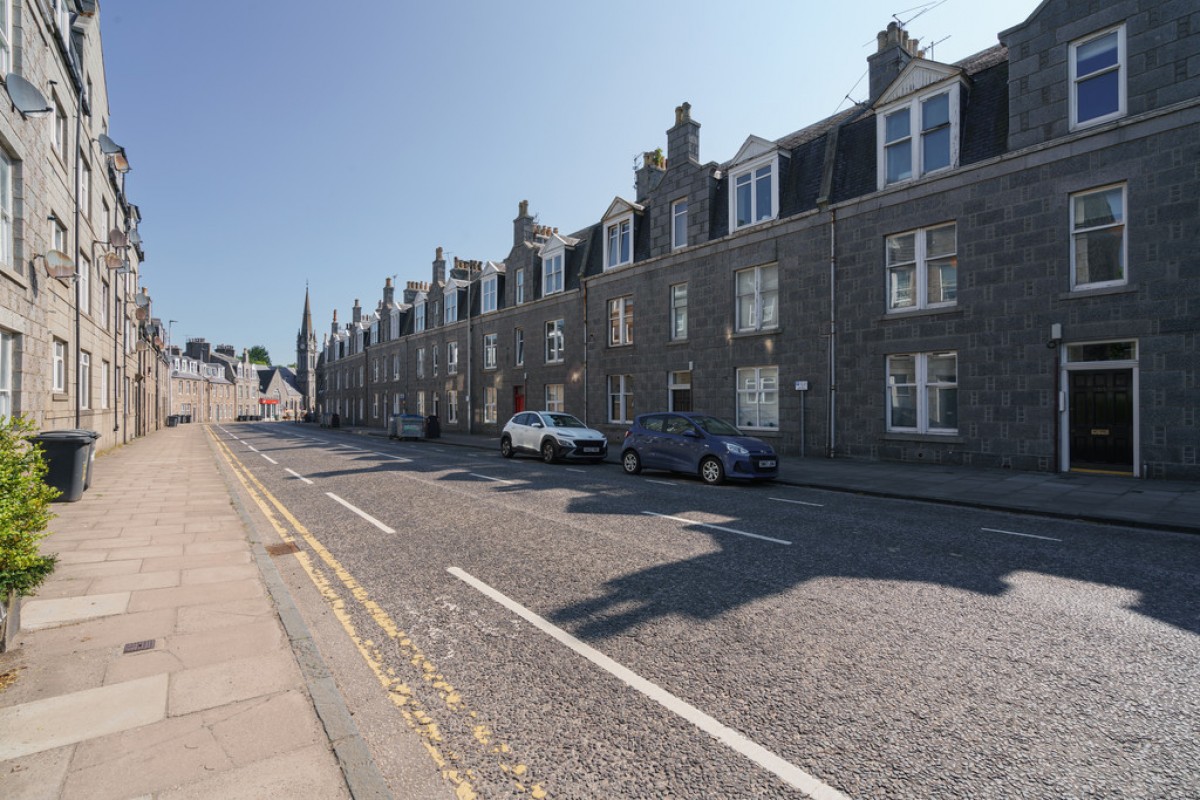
[[666, 102, 700, 166], [868, 22, 919, 103], [513, 199, 535, 246], [433, 247, 446, 287], [331, 309, 339, 335], [383, 276, 395, 307], [352, 299, 362, 324]]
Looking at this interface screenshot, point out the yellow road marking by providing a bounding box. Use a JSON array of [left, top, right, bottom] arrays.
[[210, 430, 546, 799]]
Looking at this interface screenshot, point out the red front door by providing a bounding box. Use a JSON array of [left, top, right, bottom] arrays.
[[513, 386, 525, 413]]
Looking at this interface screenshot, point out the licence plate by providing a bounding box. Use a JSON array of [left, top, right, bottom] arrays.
[[758, 459, 776, 469], [582, 447, 599, 453]]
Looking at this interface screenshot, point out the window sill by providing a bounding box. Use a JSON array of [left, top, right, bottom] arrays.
[[732, 328, 780, 339], [730, 217, 778, 235], [52, 393, 69, 401], [1060, 283, 1136, 300], [882, 432, 963, 444], [1, 266, 29, 289], [667, 338, 688, 345], [879, 306, 963, 322]]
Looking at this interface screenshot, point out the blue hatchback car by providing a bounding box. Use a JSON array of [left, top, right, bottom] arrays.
[[621, 412, 779, 485]]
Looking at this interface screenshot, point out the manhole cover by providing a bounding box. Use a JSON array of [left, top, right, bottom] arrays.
[[265, 542, 300, 556]]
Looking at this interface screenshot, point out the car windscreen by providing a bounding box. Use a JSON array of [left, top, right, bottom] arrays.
[[546, 413, 586, 428], [692, 416, 742, 436]]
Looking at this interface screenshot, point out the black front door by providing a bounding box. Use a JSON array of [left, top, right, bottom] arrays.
[[1069, 369, 1133, 472]]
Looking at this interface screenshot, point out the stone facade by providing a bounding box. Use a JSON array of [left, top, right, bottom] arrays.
[[317, 0, 1199, 480], [0, 2, 161, 450]]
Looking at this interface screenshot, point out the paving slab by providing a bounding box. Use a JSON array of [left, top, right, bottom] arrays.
[[20, 593, 131, 631]]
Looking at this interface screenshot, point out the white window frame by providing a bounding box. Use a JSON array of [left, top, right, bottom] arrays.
[[416, 347, 425, 379], [79, 155, 91, 220], [514, 328, 524, 366], [80, 351, 90, 409], [736, 366, 779, 430], [670, 283, 688, 341], [608, 297, 633, 347], [877, 85, 959, 188], [735, 264, 779, 333], [444, 290, 458, 324], [545, 383, 564, 413], [729, 154, 779, 232], [447, 390, 458, 424], [1070, 184, 1127, 290], [668, 370, 692, 413], [1069, 25, 1126, 131], [515, 269, 525, 304], [0, 329, 13, 420], [886, 351, 958, 434], [672, 199, 688, 249], [0, 0, 11, 76], [607, 374, 633, 423], [483, 387, 497, 423], [53, 338, 66, 393], [545, 319, 564, 363], [414, 301, 426, 332], [542, 253, 563, 296], [482, 276, 498, 313], [604, 214, 633, 270], [0, 150, 11, 273], [447, 341, 458, 375], [432, 344, 439, 376], [483, 333, 497, 370], [886, 222, 957, 312], [100, 358, 109, 409]]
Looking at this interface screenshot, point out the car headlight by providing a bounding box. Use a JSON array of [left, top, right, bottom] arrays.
[[725, 442, 749, 456]]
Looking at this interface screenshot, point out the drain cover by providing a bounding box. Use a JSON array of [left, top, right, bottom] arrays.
[[123, 640, 155, 654], [265, 542, 300, 556]]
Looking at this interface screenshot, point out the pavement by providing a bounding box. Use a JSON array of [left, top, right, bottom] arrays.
[[1, 421, 1196, 800]]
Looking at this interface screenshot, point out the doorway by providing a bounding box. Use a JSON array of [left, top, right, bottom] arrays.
[[513, 386, 525, 413], [1069, 369, 1133, 473]]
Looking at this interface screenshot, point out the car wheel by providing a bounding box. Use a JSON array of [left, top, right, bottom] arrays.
[[700, 456, 725, 485], [541, 440, 558, 463], [500, 436, 514, 458], [622, 450, 642, 475]]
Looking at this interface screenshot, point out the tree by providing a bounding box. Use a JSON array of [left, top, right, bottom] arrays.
[[0, 415, 59, 598], [248, 345, 271, 365]]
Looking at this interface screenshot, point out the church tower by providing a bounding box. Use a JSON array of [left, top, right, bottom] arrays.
[[296, 287, 318, 412]]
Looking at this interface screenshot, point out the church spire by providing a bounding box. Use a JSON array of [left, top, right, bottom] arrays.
[[296, 286, 318, 413]]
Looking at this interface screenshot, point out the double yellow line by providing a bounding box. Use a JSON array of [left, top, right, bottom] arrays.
[[210, 430, 547, 800]]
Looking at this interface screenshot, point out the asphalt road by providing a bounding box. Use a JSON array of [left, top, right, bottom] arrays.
[[211, 423, 1200, 800]]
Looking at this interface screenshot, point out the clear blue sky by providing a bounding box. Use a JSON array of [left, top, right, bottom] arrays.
[[99, 0, 1042, 367]]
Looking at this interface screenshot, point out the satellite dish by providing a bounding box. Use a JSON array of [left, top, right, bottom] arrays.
[[134, 306, 147, 321], [44, 249, 75, 280], [4, 73, 52, 117], [136, 340, 148, 352], [104, 252, 123, 269], [108, 228, 128, 248], [134, 292, 150, 308], [153, 336, 164, 349]]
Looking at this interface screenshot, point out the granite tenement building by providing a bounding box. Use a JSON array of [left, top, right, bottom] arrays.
[[317, 0, 1199, 480]]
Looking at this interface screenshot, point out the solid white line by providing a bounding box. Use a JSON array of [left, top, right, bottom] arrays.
[[642, 511, 792, 545], [646, 479, 677, 486], [770, 497, 825, 508], [325, 493, 396, 534], [470, 473, 516, 484], [383, 455, 412, 462], [448, 568, 848, 800], [260, 454, 278, 465], [285, 468, 313, 485], [980, 527, 1061, 542]]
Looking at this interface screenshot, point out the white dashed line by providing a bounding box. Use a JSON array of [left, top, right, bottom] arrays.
[[566, 468, 587, 473], [285, 468, 313, 485], [470, 473, 517, 484], [246, 445, 259, 452], [980, 527, 1061, 542], [325, 493, 395, 534], [646, 479, 677, 486], [642, 511, 792, 546], [260, 454, 278, 465], [448, 568, 849, 800], [770, 497, 824, 508]]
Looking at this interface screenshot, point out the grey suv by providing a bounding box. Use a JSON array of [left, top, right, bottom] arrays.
[[500, 411, 609, 463]]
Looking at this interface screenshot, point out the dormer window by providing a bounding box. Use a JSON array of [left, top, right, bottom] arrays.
[[445, 290, 458, 324], [482, 275, 498, 313], [414, 301, 426, 332], [1070, 25, 1125, 130], [542, 254, 563, 296], [605, 216, 632, 269], [879, 86, 957, 187], [726, 137, 784, 233]]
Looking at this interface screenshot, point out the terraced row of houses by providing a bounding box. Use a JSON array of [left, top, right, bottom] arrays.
[[0, 1, 166, 451], [314, 0, 1199, 480]]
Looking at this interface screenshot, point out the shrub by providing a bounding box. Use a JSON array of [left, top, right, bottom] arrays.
[[0, 416, 59, 596]]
